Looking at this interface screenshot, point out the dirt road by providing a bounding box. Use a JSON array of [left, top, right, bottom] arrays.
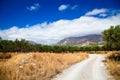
[[52, 54, 109, 80]]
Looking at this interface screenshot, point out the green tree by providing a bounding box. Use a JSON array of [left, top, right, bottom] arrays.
[[102, 25, 120, 50]]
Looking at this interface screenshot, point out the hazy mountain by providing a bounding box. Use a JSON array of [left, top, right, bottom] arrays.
[[28, 41, 37, 44], [57, 34, 104, 46]]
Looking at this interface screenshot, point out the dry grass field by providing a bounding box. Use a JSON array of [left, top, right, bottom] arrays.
[[0, 52, 88, 80], [106, 51, 120, 80]]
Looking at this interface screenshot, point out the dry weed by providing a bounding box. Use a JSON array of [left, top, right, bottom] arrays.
[[106, 51, 120, 80], [0, 52, 88, 80]]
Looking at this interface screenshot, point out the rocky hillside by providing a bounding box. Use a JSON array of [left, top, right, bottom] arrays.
[[57, 34, 104, 46]]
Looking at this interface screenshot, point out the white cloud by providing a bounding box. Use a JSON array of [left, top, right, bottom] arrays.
[[58, 4, 69, 11], [99, 13, 107, 17], [71, 5, 78, 10], [27, 3, 40, 11], [0, 9, 120, 45], [85, 8, 107, 16]]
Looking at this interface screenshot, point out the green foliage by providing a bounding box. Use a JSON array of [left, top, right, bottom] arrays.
[[102, 25, 120, 50], [0, 37, 102, 52]]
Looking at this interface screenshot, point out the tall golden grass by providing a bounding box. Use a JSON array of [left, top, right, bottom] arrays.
[[0, 52, 88, 80], [106, 51, 120, 80]]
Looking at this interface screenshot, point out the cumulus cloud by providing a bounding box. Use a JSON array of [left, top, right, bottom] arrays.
[[85, 8, 107, 16], [27, 3, 40, 11], [0, 9, 120, 44], [58, 4, 69, 11]]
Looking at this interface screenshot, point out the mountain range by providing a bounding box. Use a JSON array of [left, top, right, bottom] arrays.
[[57, 34, 104, 46]]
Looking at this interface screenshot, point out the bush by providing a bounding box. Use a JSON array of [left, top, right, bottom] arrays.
[[0, 53, 12, 59], [107, 51, 120, 61]]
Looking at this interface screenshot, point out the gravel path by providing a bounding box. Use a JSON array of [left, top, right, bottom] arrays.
[[52, 54, 109, 80]]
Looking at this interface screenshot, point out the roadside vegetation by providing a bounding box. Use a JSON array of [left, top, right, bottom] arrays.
[[106, 51, 120, 80], [102, 25, 120, 80], [0, 52, 88, 80]]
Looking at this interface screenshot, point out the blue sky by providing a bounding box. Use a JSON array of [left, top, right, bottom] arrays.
[[0, 0, 120, 44], [0, 0, 120, 29]]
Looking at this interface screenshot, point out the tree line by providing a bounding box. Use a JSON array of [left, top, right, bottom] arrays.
[[0, 25, 120, 53], [0, 38, 104, 53]]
